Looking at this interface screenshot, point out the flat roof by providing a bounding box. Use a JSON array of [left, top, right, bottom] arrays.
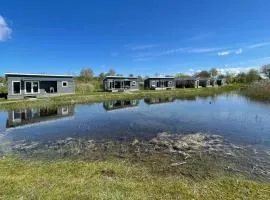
[[5, 73, 74, 78], [175, 77, 199, 80], [104, 76, 138, 79], [146, 77, 175, 79]]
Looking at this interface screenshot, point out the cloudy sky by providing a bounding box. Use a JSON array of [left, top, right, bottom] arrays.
[[1, 0, 270, 76]]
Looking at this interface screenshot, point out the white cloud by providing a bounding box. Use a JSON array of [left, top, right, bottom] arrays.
[[132, 57, 152, 62], [131, 44, 158, 51], [186, 66, 258, 76], [158, 48, 188, 56], [217, 48, 242, 56], [216, 66, 258, 75], [0, 16, 12, 41], [188, 48, 222, 53], [235, 48, 242, 55], [218, 51, 230, 56], [246, 42, 270, 49]]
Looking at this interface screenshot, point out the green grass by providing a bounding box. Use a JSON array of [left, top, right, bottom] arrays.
[[0, 157, 269, 200], [0, 85, 241, 110]]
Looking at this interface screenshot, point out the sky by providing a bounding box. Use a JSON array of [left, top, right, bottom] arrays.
[[1, 0, 270, 76]]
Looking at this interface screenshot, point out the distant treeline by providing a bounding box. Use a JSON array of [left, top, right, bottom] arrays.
[[77, 64, 270, 84]]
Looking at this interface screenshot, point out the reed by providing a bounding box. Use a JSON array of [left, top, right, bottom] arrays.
[[243, 81, 270, 102]]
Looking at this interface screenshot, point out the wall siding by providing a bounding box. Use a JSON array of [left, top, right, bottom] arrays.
[[6, 75, 75, 99]]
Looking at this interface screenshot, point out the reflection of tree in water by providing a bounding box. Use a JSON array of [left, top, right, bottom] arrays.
[[144, 97, 176, 105]]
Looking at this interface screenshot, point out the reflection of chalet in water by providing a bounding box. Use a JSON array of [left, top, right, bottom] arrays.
[[144, 77, 175, 90], [176, 78, 199, 88], [103, 76, 139, 92], [5, 73, 75, 100], [103, 100, 139, 111], [6, 106, 75, 128], [144, 97, 176, 105]]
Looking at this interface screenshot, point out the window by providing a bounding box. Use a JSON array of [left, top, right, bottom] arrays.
[[62, 81, 68, 87], [132, 81, 136, 86], [12, 81, 21, 95]]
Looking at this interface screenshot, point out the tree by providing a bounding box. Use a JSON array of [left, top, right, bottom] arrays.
[[209, 68, 218, 77], [261, 64, 270, 75], [246, 69, 260, 83], [195, 70, 211, 78], [224, 72, 235, 84], [98, 72, 106, 80], [175, 73, 191, 79], [80, 68, 94, 80], [129, 73, 134, 77], [235, 72, 247, 83], [0, 76, 5, 83], [106, 69, 116, 76], [137, 75, 143, 82]]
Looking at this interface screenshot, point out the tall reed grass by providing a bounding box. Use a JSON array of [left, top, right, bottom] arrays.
[[244, 81, 270, 101]]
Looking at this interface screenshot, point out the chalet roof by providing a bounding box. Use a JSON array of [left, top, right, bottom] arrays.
[[175, 77, 199, 81], [145, 76, 175, 80], [103, 76, 138, 80], [5, 73, 74, 78]]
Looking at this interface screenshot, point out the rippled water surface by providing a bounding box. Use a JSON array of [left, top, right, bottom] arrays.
[[0, 94, 270, 148]]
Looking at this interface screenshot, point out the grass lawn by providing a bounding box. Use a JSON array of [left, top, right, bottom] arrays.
[[0, 85, 241, 110], [0, 157, 269, 200]]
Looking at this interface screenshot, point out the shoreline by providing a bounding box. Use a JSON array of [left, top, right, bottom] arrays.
[[0, 85, 240, 110]]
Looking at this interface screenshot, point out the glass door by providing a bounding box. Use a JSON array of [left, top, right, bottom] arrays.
[[33, 82, 39, 93], [25, 81, 39, 94], [26, 82, 32, 93]]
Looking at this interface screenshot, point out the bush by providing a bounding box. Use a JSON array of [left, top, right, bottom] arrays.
[[0, 86, 7, 94], [75, 79, 102, 94]]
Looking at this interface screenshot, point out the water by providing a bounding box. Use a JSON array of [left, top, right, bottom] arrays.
[[0, 93, 270, 148]]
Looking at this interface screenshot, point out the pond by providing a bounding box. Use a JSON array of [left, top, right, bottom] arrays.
[[0, 93, 270, 148], [1, 92, 270, 180]]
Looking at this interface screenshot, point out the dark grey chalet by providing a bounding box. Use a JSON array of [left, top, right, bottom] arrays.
[[5, 73, 75, 100], [176, 77, 200, 88], [144, 77, 175, 90], [103, 76, 139, 92]]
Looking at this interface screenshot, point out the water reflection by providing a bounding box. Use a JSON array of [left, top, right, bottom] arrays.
[[144, 97, 176, 105], [1, 94, 270, 148], [6, 106, 75, 129], [103, 100, 139, 111]]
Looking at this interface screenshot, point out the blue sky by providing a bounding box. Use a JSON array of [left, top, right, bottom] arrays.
[[1, 0, 270, 76]]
